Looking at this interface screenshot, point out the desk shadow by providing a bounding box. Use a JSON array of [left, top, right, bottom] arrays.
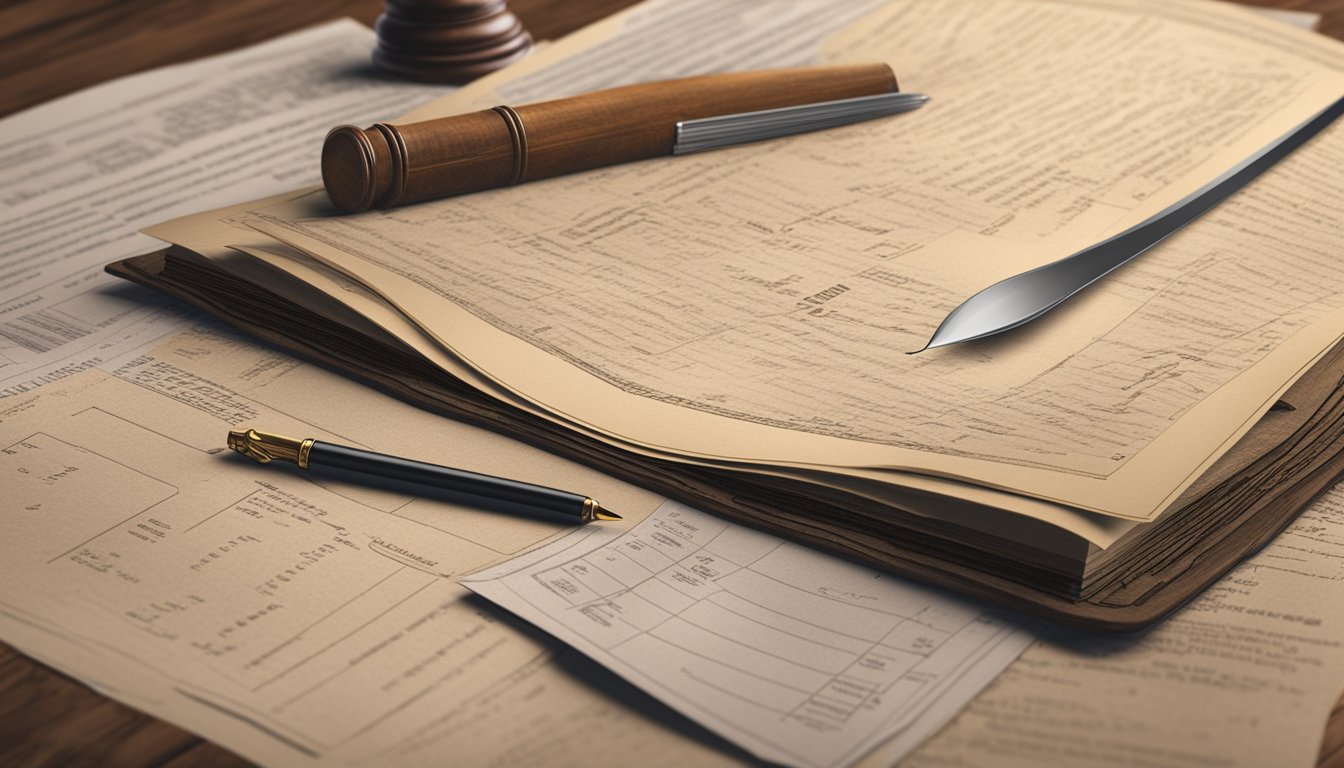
[[99, 278, 249, 341], [1030, 619, 1158, 658], [327, 59, 459, 90], [461, 592, 773, 767], [100, 277, 178, 307]]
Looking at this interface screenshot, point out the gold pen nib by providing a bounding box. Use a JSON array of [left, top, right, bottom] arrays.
[[582, 499, 623, 522]]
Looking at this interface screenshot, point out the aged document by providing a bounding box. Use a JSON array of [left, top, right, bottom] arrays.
[[139, 199, 1137, 550], [241, 0, 1344, 521], [157, 213, 1138, 553], [0, 20, 447, 398], [905, 485, 1344, 768], [0, 329, 742, 768], [140, 0, 1146, 545], [462, 501, 1033, 768]]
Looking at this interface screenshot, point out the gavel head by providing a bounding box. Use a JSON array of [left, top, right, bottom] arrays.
[[372, 0, 532, 84]]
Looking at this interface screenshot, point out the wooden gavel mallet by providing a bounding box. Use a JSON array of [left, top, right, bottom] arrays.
[[321, 64, 899, 213]]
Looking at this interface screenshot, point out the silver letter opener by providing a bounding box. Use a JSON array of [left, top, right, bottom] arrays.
[[916, 94, 1344, 352]]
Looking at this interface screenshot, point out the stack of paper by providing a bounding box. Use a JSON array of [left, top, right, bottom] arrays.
[[124, 0, 1344, 628]]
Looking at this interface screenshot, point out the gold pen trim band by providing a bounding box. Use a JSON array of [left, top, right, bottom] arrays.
[[581, 499, 622, 522], [227, 428, 311, 468]]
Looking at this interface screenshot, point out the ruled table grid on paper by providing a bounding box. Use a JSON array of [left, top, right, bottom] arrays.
[[465, 501, 1032, 768], [530, 508, 971, 728]]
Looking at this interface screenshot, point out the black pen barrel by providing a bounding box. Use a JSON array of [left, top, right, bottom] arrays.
[[307, 441, 588, 518]]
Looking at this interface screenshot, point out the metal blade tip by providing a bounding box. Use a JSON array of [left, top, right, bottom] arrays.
[[908, 330, 961, 354]]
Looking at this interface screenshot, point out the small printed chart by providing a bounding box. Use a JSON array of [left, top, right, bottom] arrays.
[[2, 432, 176, 561], [464, 501, 1032, 768]]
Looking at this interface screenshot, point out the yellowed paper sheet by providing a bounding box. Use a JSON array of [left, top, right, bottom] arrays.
[[239, 0, 1344, 522], [902, 483, 1344, 768], [237, 237, 1140, 553], [0, 20, 448, 398], [0, 330, 742, 767], [145, 211, 1137, 550]]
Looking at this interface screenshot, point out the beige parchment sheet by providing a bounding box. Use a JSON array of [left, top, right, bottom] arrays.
[[141, 4, 1145, 549], [238, 0, 1344, 522], [143, 199, 1135, 550], [0, 330, 743, 767], [899, 485, 1344, 768]]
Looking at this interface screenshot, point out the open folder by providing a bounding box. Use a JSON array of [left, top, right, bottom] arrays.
[[109, 0, 1344, 629]]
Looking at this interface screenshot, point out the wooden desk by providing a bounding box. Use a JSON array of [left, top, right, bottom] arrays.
[[1, 1, 1342, 765]]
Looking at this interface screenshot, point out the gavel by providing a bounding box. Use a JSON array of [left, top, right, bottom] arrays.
[[321, 64, 900, 213]]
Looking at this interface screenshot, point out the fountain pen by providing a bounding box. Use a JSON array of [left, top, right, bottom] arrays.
[[226, 428, 621, 524]]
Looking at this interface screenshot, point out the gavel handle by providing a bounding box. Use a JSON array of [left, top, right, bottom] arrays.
[[322, 63, 898, 213]]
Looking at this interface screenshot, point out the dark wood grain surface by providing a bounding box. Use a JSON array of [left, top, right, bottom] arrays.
[[2, 1, 1343, 766]]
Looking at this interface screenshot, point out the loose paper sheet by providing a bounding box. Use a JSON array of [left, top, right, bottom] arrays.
[[0, 330, 740, 767], [241, 0, 1344, 522], [906, 486, 1344, 768], [0, 20, 449, 398], [462, 501, 1034, 768], [141, 0, 1155, 545]]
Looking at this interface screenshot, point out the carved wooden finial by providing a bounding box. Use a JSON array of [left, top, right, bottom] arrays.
[[372, 0, 533, 84]]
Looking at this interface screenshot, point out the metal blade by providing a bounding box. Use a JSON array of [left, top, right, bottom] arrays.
[[673, 92, 929, 154], [916, 93, 1344, 353]]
